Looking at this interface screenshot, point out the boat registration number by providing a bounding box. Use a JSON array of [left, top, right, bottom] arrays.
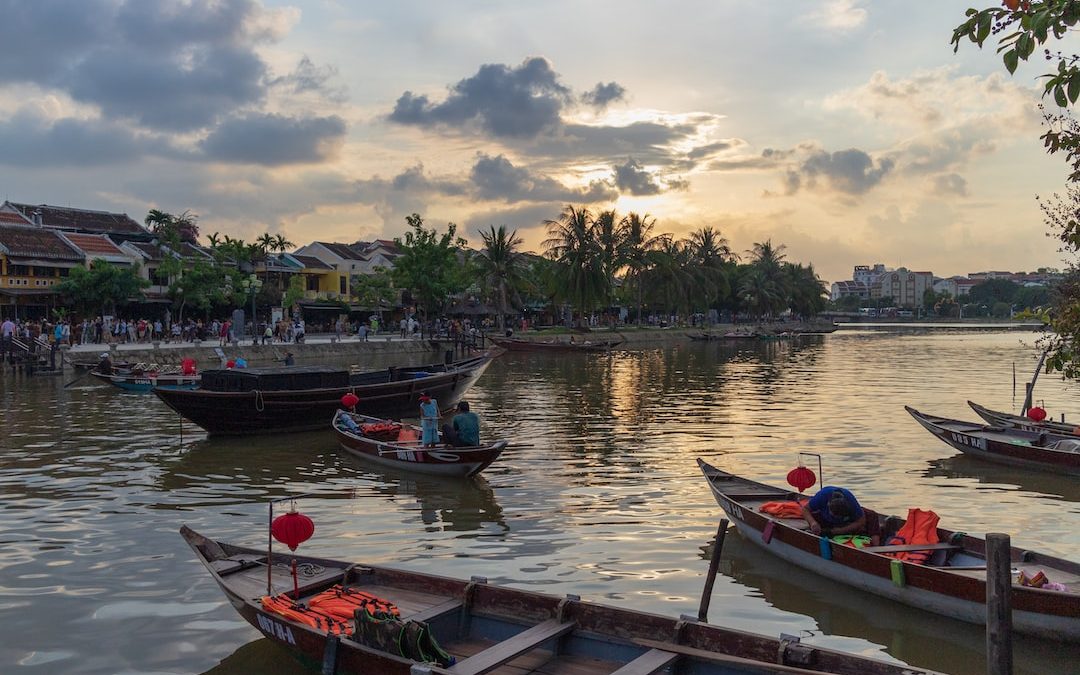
[[949, 432, 987, 451], [256, 612, 297, 645]]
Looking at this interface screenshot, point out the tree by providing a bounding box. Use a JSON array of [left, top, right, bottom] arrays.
[[476, 225, 525, 331], [351, 267, 397, 321], [273, 233, 295, 253], [687, 226, 735, 312], [622, 213, 669, 325], [144, 209, 199, 245], [391, 214, 469, 319], [542, 205, 606, 323], [168, 259, 236, 324], [785, 263, 828, 317], [55, 261, 150, 317]]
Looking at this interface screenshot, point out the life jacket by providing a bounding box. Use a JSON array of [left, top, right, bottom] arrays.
[[397, 427, 420, 442], [884, 508, 940, 565], [759, 500, 807, 519], [261, 585, 399, 636], [830, 534, 872, 548], [361, 422, 403, 440]]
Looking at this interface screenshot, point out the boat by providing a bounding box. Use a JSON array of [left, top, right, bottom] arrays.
[[90, 367, 199, 392], [153, 351, 498, 436], [331, 410, 507, 477], [697, 458, 1080, 641], [489, 336, 623, 352], [907, 406, 1080, 475], [686, 333, 721, 342], [181, 524, 944, 675], [967, 400, 1080, 436]]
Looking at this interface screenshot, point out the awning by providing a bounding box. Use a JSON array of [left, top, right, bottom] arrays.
[[0, 288, 60, 296], [6, 257, 82, 268]]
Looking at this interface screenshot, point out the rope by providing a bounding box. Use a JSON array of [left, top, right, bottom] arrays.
[[254, 390, 265, 412]]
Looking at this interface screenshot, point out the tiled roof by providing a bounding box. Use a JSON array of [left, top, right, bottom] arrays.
[[0, 210, 31, 225], [293, 254, 334, 270], [125, 241, 166, 262], [178, 242, 212, 260], [6, 202, 149, 237], [0, 224, 84, 261], [61, 233, 127, 257], [316, 241, 365, 260]]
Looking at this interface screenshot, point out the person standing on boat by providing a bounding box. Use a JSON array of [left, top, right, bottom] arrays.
[[800, 486, 879, 544], [419, 392, 440, 447], [442, 400, 480, 447]]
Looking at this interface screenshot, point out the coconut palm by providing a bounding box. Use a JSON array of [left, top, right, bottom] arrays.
[[688, 226, 736, 311], [621, 212, 668, 325], [738, 268, 784, 320], [206, 231, 222, 249], [592, 208, 625, 315], [542, 205, 606, 323], [786, 263, 828, 317], [477, 225, 525, 331], [256, 233, 275, 253], [273, 234, 295, 253]]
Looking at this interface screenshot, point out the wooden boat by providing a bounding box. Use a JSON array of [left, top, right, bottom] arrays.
[[181, 525, 944, 675], [153, 352, 498, 436], [907, 406, 1080, 475], [331, 410, 507, 477], [686, 333, 721, 342], [90, 369, 200, 392], [697, 458, 1080, 641], [968, 400, 1080, 437], [489, 336, 623, 352]]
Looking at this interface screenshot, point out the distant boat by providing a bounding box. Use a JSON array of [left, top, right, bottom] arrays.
[[907, 406, 1080, 475], [331, 410, 507, 477], [489, 336, 623, 352], [90, 367, 199, 392], [967, 400, 1080, 436]]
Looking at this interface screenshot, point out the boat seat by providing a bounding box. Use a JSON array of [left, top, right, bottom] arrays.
[[610, 648, 679, 675], [408, 599, 464, 624], [861, 543, 960, 554], [447, 619, 576, 675], [211, 553, 265, 576]]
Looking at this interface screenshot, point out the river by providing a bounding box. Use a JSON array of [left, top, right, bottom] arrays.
[[0, 327, 1077, 674]]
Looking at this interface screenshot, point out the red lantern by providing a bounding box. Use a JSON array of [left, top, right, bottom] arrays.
[[226, 359, 236, 369], [271, 509, 314, 551], [787, 466, 817, 493], [1027, 406, 1047, 422], [341, 392, 360, 409]]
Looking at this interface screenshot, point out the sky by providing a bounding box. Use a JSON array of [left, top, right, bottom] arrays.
[[0, 0, 1074, 283]]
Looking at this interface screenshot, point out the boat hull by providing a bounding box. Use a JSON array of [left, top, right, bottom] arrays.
[[968, 400, 1080, 437], [698, 458, 1080, 642], [91, 370, 199, 392], [489, 337, 622, 352], [154, 356, 493, 436]]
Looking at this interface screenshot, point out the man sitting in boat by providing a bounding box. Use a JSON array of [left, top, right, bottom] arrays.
[[800, 487, 880, 544], [98, 352, 113, 375], [441, 401, 479, 446]]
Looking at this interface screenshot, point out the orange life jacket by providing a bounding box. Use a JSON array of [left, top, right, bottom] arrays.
[[261, 585, 400, 636], [759, 500, 807, 519], [884, 508, 940, 565]]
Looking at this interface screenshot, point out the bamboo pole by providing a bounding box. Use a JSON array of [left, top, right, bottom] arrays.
[[697, 518, 729, 622], [986, 532, 1013, 675]]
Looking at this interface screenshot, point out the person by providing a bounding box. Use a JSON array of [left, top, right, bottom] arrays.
[[98, 352, 114, 375], [418, 392, 440, 447], [442, 401, 480, 447], [800, 486, 880, 544], [283, 352, 295, 366], [263, 324, 272, 345]]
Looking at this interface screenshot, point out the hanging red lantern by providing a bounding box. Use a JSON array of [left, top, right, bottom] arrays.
[[1027, 406, 1047, 422], [787, 465, 817, 493], [341, 392, 360, 409], [271, 509, 315, 551]]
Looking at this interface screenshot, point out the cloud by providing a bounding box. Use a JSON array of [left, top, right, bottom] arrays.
[[199, 113, 347, 165], [804, 0, 868, 33], [0, 107, 163, 167], [930, 173, 968, 197], [389, 57, 572, 138], [470, 153, 616, 202], [268, 56, 348, 103], [798, 147, 894, 195], [612, 158, 663, 195], [582, 82, 626, 108]]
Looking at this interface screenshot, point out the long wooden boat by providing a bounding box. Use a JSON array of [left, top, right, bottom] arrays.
[[968, 400, 1080, 437], [489, 336, 623, 352], [907, 406, 1080, 475], [181, 525, 944, 675], [153, 352, 498, 436], [90, 369, 199, 392], [697, 458, 1080, 641], [332, 410, 507, 477]]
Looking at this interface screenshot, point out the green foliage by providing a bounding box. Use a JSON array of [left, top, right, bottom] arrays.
[[55, 260, 150, 316], [169, 259, 237, 322], [968, 278, 1022, 305], [351, 267, 397, 312], [476, 225, 525, 330], [391, 214, 469, 317], [282, 275, 306, 315], [145, 209, 199, 245]]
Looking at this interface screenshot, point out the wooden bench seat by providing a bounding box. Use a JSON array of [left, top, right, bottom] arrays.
[[861, 543, 960, 554], [610, 648, 679, 675], [447, 619, 575, 675]]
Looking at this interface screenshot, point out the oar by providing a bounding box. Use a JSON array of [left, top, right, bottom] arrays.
[[63, 367, 95, 388]]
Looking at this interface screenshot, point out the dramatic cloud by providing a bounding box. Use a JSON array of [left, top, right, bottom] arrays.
[[797, 147, 894, 195], [0, 109, 162, 167], [470, 154, 616, 202], [389, 57, 572, 138], [613, 158, 662, 195], [199, 113, 347, 165], [582, 82, 626, 108]]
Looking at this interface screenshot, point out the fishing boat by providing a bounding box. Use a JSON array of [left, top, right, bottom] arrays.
[[90, 368, 200, 392], [153, 352, 498, 436], [697, 458, 1080, 641], [686, 333, 721, 342], [181, 524, 944, 675], [907, 406, 1080, 475], [967, 400, 1080, 436], [331, 410, 507, 477], [489, 336, 622, 352]]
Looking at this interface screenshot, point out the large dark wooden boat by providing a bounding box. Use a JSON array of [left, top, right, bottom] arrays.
[[698, 458, 1080, 641], [153, 352, 497, 436], [181, 525, 944, 675], [331, 410, 507, 477], [968, 400, 1080, 436], [907, 406, 1080, 475], [489, 336, 622, 352]]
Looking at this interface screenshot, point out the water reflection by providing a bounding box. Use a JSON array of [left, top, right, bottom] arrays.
[[924, 454, 1080, 504]]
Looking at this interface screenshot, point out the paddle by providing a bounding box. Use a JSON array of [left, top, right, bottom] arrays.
[[63, 368, 94, 388]]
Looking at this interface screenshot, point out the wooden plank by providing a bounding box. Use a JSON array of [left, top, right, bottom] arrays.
[[861, 543, 960, 554], [609, 648, 679, 675], [448, 619, 575, 675], [408, 599, 464, 624], [631, 639, 822, 675]]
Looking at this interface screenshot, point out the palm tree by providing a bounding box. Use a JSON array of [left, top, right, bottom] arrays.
[[621, 212, 668, 325], [256, 233, 275, 253], [542, 205, 606, 324], [786, 263, 828, 318], [592, 208, 625, 317], [747, 239, 789, 317], [738, 268, 784, 320], [273, 234, 295, 253], [477, 225, 525, 331], [645, 239, 697, 320], [206, 231, 222, 249], [688, 226, 736, 313]]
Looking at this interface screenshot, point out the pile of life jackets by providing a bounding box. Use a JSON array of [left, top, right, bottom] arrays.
[[261, 585, 400, 636], [883, 508, 940, 565], [758, 500, 807, 519], [360, 422, 403, 441]]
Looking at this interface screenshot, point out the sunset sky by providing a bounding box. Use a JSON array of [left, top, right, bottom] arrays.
[[0, 1, 1070, 283]]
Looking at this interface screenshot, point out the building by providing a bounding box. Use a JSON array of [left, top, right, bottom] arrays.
[[350, 239, 402, 274], [292, 241, 362, 296], [0, 222, 85, 318], [0, 201, 150, 243], [58, 233, 135, 269], [870, 268, 934, 308], [829, 280, 869, 301]]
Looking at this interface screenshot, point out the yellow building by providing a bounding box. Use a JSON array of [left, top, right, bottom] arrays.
[[0, 217, 85, 318]]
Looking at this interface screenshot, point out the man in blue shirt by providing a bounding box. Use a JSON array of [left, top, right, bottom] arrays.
[[801, 486, 879, 543], [442, 401, 480, 446]]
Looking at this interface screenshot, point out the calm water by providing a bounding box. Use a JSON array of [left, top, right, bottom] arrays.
[[1, 328, 1079, 675]]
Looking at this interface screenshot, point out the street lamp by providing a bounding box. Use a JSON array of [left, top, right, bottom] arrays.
[[240, 274, 263, 339]]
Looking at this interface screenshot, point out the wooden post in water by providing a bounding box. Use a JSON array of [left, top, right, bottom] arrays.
[[986, 532, 1013, 675], [697, 518, 729, 622]]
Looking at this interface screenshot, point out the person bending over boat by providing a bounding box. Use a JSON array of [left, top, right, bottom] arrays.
[[800, 486, 880, 544], [442, 401, 479, 447]]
